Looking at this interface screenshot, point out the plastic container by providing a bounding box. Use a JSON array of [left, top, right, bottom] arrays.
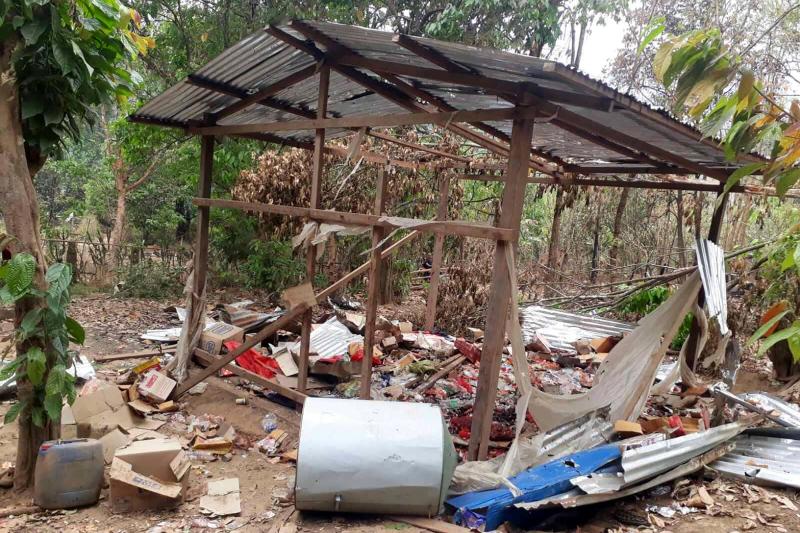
[[34, 438, 104, 509]]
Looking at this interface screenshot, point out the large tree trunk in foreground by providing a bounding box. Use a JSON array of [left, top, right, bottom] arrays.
[[0, 37, 56, 491]]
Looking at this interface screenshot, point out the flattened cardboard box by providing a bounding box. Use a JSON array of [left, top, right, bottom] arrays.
[[200, 323, 244, 355], [138, 371, 176, 403], [70, 380, 162, 438], [110, 438, 190, 512]]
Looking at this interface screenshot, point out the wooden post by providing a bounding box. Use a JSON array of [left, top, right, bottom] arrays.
[[424, 176, 450, 330], [194, 135, 214, 298], [467, 113, 534, 461], [298, 67, 330, 394], [360, 166, 387, 399]]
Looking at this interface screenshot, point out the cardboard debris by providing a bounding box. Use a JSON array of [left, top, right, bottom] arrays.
[[614, 420, 643, 437], [200, 323, 244, 355], [466, 327, 484, 341], [133, 356, 161, 375], [158, 400, 179, 412], [71, 380, 163, 438], [138, 370, 177, 403], [110, 438, 190, 512], [128, 399, 157, 416], [187, 381, 209, 395], [398, 321, 413, 334], [281, 282, 316, 310], [200, 478, 241, 516], [590, 336, 618, 354], [274, 350, 299, 377]]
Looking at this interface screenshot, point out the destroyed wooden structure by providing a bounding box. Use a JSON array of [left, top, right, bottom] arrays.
[[130, 20, 774, 460]]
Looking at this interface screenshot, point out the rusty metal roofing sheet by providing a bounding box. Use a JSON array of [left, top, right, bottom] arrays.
[[131, 20, 756, 174]]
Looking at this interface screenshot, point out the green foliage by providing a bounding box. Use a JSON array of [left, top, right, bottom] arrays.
[[652, 25, 800, 195], [117, 261, 183, 299], [3, 0, 148, 157], [242, 240, 305, 293], [0, 254, 84, 426], [616, 285, 691, 350]]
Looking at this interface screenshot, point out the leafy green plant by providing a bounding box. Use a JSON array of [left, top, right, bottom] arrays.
[[242, 240, 305, 293], [616, 285, 691, 350], [117, 261, 184, 299], [0, 254, 85, 426]]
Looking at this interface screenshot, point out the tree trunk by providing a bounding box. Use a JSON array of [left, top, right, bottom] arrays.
[[546, 187, 565, 274], [608, 188, 630, 269], [108, 156, 129, 270], [0, 36, 56, 492], [694, 191, 704, 240], [676, 190, 687, 268]]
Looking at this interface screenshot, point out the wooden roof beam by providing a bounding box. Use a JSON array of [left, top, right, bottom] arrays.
[[367, 130, 472, 163]]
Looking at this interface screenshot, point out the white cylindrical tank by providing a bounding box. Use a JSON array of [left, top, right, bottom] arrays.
[[295, 398, 457, 516]]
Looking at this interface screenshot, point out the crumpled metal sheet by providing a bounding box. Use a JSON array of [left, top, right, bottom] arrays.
[[710, 433, 800, 489], [289, 317, 363, 360], [740, 392, 800, 427], [519, 305, 634, 353], [620, 421, 747, 486], [695, 239, 729, 335]]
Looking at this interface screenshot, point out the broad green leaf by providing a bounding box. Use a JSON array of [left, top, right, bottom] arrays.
[[653, 39, 677, 82], [782, 251, 796, 271], [26, 347, 46, 386], [46, 263, 71, 297], [737, 69, 755, 101], [45, 364, 68, 396], [758, 321, 800, 356], [5, 253, 36, 296], [638, 19, 665, 53], [3, 401, 25, 424], [43, 393, 63, 421], [0, 356, 25, 380], [19, 308, 42, 339], [789, 333, 800, 363], [71, 41, 94, 76], [20, 95, 43, 119], [65, 316, 85, 345], [31, 405, 45, 427], [716, 162, 765, 208], [20, 18, 47, 45], [747, 310, 790, 346], [775, 168, 800, 197]]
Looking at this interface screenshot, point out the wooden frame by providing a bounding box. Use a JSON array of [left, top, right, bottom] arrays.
[[143, 20, 771, 461]]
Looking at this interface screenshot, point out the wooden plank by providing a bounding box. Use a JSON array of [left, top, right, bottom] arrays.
[[415, 355, 466, 393], [175, 303, 309, 397], [316, 230, 420, 302], [189, 107, 536, 136], [424, 176, 450, 331], [193, 348, 307, 405], [192, 198, 517, 241], [210, 65, 318, 121], [299, 67, 330, 394], [194, 136, 214, 299], [368, 131, 471, 162], [360, 167, 387, 399], [93, 348, 175, 363], [468, 113, 534, 461]]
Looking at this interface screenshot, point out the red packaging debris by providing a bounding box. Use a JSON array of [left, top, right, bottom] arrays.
[[225, 340, 279, 379], [455, 338, 482, 364]]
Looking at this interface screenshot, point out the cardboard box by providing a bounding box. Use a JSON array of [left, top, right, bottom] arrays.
[[70, 380, 162, 438], [138, 371, 177, 403], [110, 438, 190, 512], [200, 323, 244, 355]]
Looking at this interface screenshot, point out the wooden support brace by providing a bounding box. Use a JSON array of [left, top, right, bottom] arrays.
[[468, 113, 534, 461], [424, 176, 450, 330], [175, 302, 310, 397], [360, 167, 387, 399], [298, 67, 330, 394]]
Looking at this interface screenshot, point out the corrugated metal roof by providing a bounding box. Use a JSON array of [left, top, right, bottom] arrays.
[[695, 239, 729, 335], [710, 433, 800, 489], [131, 20, 758, 176], [520, 305, 635, 353]]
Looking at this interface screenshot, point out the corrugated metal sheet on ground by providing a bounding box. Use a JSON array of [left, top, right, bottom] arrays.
[[710, 433, 800, 489], [289, 317, 362, 360], [519, 305, 634, 352], [739, 392, 800, 427]]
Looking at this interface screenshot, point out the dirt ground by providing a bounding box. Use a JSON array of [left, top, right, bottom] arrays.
[[1, 293, 799, 533]]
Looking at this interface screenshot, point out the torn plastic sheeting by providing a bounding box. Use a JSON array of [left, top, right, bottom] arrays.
[[67, 354, 96, 381], [620, 421, 747, 486], [514, 443, 734, 512], [447, 445, 622, 531], [526, 272, 702, 432], [290, 317, 363, 361], [226, 340, 280, 379], [519, 305, 634, 354], [710, 432, 800, 489]]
